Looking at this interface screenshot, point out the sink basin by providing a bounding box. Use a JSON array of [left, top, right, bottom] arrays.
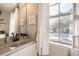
[[7, 39, 28, 47], [9, 47, 16, 50]]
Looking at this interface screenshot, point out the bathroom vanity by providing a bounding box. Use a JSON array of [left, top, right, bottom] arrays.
[[0, 38, 34, 56]]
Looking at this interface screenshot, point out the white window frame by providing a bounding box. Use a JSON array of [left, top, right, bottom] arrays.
[[49, 3, 74, 45]]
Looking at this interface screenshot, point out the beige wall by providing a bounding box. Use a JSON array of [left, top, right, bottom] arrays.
[[0, 9, 10, 34], [26, 4, 38, 40]]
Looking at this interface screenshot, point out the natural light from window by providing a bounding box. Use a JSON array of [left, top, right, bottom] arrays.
[[49, 3, 73, 44]]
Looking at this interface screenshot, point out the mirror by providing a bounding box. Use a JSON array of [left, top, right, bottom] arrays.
[[0, 3, 37, 55]]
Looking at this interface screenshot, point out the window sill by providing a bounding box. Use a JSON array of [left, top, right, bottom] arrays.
[[49, 37, 72, 45], [49, 40, 72, 48]]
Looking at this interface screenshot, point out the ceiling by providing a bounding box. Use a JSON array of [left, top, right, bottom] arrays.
[[0, 3, 17, 12]]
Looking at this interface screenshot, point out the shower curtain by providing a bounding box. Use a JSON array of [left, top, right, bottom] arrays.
[[36, 3, 49, 56]]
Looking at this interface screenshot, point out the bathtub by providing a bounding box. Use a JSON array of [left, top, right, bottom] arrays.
[[49, 41, 72, 56]]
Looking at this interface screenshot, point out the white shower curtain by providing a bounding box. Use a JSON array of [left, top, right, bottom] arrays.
[[36, 3, 49, 56], [9, 7, 19, 37]]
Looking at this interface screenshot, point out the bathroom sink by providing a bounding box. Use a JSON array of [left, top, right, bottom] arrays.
[[7, 39, 28, 47], [0, 39, 31, 55], [9, 47, 16, 50]]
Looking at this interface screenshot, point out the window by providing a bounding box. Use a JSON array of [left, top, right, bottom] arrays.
[[49, 17, 59, 41], [49, 4, 58, 16], [49, 3, 73, 44], [60, 3, 72, 13]]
